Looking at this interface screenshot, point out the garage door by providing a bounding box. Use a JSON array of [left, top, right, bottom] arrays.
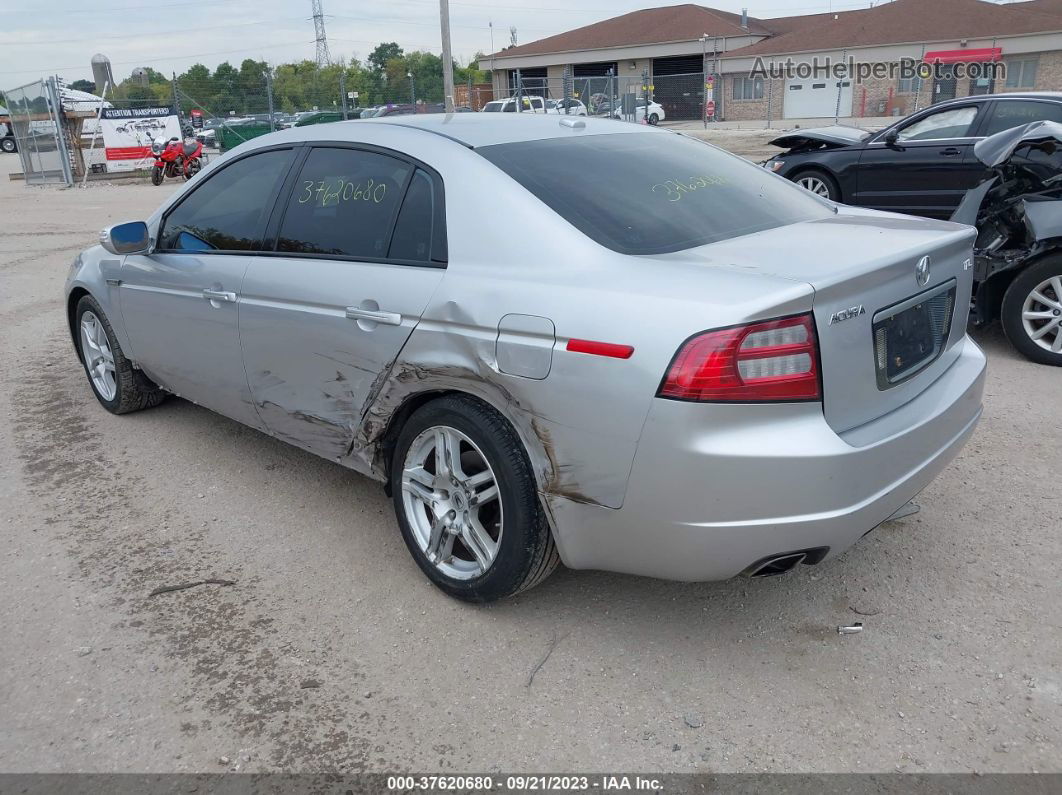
[[783, 77, 852, 119]]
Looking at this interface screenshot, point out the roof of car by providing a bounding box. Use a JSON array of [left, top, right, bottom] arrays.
[[940, 92, 1062, 104], [350, 113, 657, 148]]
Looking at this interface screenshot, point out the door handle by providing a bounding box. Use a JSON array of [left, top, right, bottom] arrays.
[[939, 147, 961, 156], [345, 307, 402, 326], [202, 288, 237, 303]]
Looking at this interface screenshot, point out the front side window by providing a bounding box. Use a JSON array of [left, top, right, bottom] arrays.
[[478, 132, 832, 256], [1005, 58, 1038, 89], [896, 106, 978, 141], [158, 149, 294, 251], [734, 77, 764, 101], [277, 147, 411, 258], [982, 100, 1062, 137]]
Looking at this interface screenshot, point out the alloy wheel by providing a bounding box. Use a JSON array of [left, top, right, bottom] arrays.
[[400, 425, 503, 580], [1021, 275, 1062, 353], [797, 175, 832, 198], [80, 311, 117, 401]]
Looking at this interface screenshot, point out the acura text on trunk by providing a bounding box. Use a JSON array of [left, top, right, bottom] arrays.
[[66, 115, 987, 602]]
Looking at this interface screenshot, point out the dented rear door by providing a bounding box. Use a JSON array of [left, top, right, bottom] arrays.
[[239, 146, 446, 460]]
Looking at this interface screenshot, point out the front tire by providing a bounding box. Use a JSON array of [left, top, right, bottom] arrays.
[[1001, 255, 1062, 366], [793, 168, 840, 201], [1, 136, 16, 154], [150, 165, 164, 186], [390, 395, 559, 602], [75, 296, 165, 414], [648, 113, 659, 125]]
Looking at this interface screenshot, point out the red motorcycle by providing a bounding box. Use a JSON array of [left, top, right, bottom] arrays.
[[150, 127, 203, 185]]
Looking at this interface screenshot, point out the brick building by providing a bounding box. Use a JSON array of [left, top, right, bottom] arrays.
[[482, 0, 1062, 122]]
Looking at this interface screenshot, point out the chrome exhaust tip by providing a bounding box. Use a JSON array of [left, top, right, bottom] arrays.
[[749, 552, 807, 577], [744, 546, 830, 578]]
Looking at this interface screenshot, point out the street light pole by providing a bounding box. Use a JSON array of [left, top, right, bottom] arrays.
[[408, 71, 416, 108], [440, 0, 456, 112]]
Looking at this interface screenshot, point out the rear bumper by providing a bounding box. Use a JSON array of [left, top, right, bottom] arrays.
[[546, 336, 986, 581]]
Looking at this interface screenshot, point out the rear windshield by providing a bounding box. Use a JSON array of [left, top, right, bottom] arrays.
[[478, 132, 833, 255]]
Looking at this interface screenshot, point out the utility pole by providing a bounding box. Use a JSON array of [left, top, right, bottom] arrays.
[[266, 68, 275, 130], [408, 71, 416, 108], [439, 0, 455, 112], [340, 70, 348, 119], [311, 0, 330, 68], [701, 35, 708, 129]]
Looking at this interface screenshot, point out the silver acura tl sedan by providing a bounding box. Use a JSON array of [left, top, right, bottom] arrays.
[[66, 114, 986, 602]]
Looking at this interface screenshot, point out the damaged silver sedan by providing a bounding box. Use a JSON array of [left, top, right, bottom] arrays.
[[66, 115, 986, 602]]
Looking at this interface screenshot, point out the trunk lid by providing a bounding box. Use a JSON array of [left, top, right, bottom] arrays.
[[680, 208, 976, 432]]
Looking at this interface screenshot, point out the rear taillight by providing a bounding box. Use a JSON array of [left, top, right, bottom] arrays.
[[658, 313, 821, 402]]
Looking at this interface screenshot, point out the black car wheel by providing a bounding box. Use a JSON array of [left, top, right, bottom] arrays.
[[390, 395, 559, 602], [792, 169, 840, 201], [1, 136, 16, 154], [75, 295, 166, 413], [648, 113, 659, 126], [1001, 254, 1062, 366]]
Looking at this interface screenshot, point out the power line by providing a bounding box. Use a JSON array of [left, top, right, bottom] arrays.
[[3, 17, 308, 47], [0, 41, 313, 77]]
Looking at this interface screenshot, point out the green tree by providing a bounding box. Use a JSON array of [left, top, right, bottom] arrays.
[[368, 42, 403, 74], [69, 79, 97, 94]]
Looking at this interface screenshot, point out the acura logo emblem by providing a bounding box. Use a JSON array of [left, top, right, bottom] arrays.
[[915, 256, 931, 287]]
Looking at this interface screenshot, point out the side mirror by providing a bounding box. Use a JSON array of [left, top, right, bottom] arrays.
[[884, 128, 900, 147], [100, 221, 151, 255]]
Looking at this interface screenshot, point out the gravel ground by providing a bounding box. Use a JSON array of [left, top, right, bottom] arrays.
[[0, 142, 1059, 774]]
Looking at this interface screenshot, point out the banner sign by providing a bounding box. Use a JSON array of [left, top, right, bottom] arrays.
[[100, 106, 179, 172]]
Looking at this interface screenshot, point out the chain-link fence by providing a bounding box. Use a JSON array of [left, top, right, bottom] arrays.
[[492, 73, 665, 123], [5, 77, 74, 185], [164, 64, 496, 153]]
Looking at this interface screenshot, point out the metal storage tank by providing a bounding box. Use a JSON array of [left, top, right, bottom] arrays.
[[90, 54, 114, 93]]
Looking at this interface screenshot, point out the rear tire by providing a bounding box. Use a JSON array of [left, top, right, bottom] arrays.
[[648, 113, 659, 125], [75, 296, 166, 414], [150, 165, 164, 186], [1000, 254, 1062, 366], [1, 136, 16, 154], [792, 168, 840, 202], [183, 157, 202, 180], [390, 395, 559, 603]]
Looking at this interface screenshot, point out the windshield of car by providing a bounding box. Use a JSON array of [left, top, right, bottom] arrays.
[[478, 132, 833, 255]]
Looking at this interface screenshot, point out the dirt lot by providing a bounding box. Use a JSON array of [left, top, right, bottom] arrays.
[[1, 141, 1059, 775]]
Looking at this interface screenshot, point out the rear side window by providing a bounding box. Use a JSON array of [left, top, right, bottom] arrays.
[[982, 100, 1062, 137], [388, 169, 445, 263], [159, 148, 293, 251], [478, 133, 832, 255], [277, 147, 411, 258]]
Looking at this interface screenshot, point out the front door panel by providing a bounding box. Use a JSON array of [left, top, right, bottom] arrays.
[[119, 252, 260, 427]]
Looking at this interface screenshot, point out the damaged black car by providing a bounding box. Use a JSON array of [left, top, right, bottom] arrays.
[[952, 120, 1062, 366], [763, 93, 1062, 219]]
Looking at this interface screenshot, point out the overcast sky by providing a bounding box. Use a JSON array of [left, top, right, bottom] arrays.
[[3, 0, 915, 86]]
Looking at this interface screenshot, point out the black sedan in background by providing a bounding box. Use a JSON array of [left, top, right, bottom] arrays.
[[765, 92, 1062, 218]]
